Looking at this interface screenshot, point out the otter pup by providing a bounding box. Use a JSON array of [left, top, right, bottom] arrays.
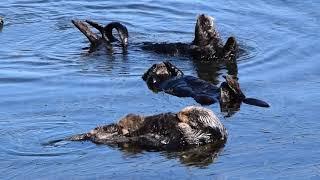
[[66, 106, 227, 150], [72, 19, 128, 52], [141, 14, 238, 62], [142, 61, 270, 110]]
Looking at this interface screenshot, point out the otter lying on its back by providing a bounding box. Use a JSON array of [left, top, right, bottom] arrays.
[[73, 14, 238, 62], [142, 61, 270, 110], [72, 20, 128, 52], [67, 106, 227, 150]]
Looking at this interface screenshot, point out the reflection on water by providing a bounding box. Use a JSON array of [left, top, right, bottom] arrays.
[[1, 0, 320, 179], [118, 142, 226, 168]]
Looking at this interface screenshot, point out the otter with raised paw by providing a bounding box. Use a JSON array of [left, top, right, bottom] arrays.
[[142, 61, 270, 113], [72, 14, 237, 63], [55, 106, 227, 151], [141, 14, 238, 62]]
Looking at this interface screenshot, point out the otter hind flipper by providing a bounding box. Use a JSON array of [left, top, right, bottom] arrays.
[[72, 20, 99, 46], [42, 133, 90, 146], [66, 133, 91, 141]]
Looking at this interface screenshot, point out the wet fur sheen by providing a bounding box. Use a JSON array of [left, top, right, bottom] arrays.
[[68, 106, 227, 150], [141, 14, 238, 62]]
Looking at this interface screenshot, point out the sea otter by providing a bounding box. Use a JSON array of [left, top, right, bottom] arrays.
[[64, 106, 227, 150], [142, 61, 270, 112], [73, 14, 238, 62], [141, 14, 238, 62]]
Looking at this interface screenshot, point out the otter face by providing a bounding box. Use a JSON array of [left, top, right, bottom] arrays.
[[178, 106, 224, 130], [194, 14, 216, 47], [142, 62, 179, 91], [177, 106, 227, 144]]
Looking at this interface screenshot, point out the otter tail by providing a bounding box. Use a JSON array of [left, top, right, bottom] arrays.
[[43, 133, 91, 146], [65, 133, 91, 141]]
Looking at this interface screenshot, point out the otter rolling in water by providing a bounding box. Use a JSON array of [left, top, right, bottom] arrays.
[[60, 106, 227, 151], [72, 14, 237, 62], [142, 61, 270, 111]]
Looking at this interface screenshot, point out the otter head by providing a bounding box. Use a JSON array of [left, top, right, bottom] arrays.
[[142, 61, 183, 91], [177, 106, 227, 142], [193, 14, 219, 47]]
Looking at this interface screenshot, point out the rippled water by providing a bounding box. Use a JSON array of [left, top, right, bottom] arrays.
[[1, 0, 320, 179]]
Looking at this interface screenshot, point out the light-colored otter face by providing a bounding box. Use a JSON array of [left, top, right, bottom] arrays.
[[178, 106, 222, 129], [177, 106, 227, 145], [194, 14, 217, 47]]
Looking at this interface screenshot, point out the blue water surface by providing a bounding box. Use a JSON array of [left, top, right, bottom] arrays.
[[0, 0, 320, 179]]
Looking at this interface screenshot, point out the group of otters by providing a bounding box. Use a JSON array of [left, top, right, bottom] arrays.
[[50, 14, 270, 151]]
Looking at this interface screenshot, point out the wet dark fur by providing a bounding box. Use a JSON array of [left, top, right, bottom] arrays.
[[67, 106, 227, 150], [141, 14, 238, 62], [71, 20, 128, 52], [81, 14, 238, 61], [142, 61, 270, 113]]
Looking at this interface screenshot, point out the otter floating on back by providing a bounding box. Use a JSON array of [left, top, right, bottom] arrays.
[[71, 19, 128, 52], [142, 61, 270, 113], [72, 14, 238, 62], [63, 106, 227, 150]]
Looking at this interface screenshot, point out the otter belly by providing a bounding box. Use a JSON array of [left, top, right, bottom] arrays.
[[65, 106, 227, 151], [160, 75, 220, 105]]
